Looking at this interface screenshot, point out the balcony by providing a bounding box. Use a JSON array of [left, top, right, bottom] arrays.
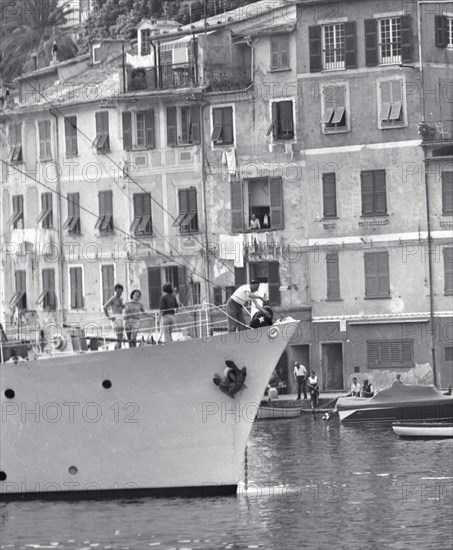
[[126, 63, 197, 92], [419, 120, 453, 143], [204, 65, 252, 92]]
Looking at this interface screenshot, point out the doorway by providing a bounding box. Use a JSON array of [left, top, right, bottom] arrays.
[[321, 343, 344, 390]]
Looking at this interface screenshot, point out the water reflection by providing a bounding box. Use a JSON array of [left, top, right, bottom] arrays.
[[1, 415, 452, 549]]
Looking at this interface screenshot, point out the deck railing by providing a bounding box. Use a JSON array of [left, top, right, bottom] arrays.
[[419, 120, 453, 143]]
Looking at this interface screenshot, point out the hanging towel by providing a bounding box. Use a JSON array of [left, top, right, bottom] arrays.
[[285, 142, 293, 160], [219, 234, 243, 267], [225, 148, 237, 175]]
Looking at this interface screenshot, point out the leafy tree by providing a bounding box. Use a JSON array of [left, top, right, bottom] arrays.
[[0, 0, 78, 82]]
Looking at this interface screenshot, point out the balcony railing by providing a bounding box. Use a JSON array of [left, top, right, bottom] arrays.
[[418, 120, 453, 143], [204, 65, 252, 92], [127, 63, 197, 92]]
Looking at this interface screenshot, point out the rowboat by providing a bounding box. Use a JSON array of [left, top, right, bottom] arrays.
[[392, 422, 453, 438], [256, 405, 302, 420]]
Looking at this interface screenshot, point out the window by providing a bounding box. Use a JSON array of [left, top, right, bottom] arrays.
[[64, 116, 78, 157], [361, 170, 387, 216], [231, 177, 283, 232], [95, 191, 113, 233], [442, 171, 453, 215], [63, 193, 81, 234], [249, 261, 281, 305], [368, 340, 414, 368], [130, 193, 152, 235], [267, 101, 294, 140], [101, 265, 114, 306], [446, 347, 453, 362], [379, 80, 404, 128], [93, 111, 110, 153], [122, 110, 155, 150], [10, 271, 27, 310], [211, 107, 234, 145], [326, 251, 340, 300], [444, 247, 453, 295], [364, 251, 390, 298], [270, 34, 290, 70], [8, 195, 24, 228], [140, 28, 151, 55], [38, 120, 52, 160], [213, 286, 223, 306], [321, 84, 347, 132], [92, 44, 101, 64], [309, 22, 357, 72], [37, 269, 56, 311], [166, 106, 200, 146], [435, 15, 453, 48], [8, 123, 22, 162], [36, 192, 53, 229], [365, 16, 412, 66], [322, 173, 337, 218], [69, 267, 84, 309], [173, 188, 198, 233]]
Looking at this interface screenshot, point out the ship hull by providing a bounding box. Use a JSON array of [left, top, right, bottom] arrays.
[[0, 322, 298, 500]]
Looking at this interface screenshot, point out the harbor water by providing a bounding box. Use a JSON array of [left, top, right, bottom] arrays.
[[1, 414, 452, 550]]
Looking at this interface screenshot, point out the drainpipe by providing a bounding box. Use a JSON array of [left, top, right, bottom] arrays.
[[149, 39, 158, 89], [49, 109, 65, 325], [200, 100, 211, 307], [417, 0, 437, 386]]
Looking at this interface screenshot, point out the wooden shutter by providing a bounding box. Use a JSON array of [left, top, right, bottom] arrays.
[[374, 170, 387, 214], [177, 266, 187, 304], [188, 187, 197, 212], [322, 173, 337, 218], [435, 15, 447, 48], [122, 112, 132, 151], [191, 105, 200, 144], [364, 253, 378, 297], [24, 121, 36, 172], [179, 188, 189, 215], [148, 267, 162, 309], [230, 179, 244, 232], [326, 252, 340, 300], [64, 116, 77, 156], [364, 19, 378, 66], [281, 35, 289, 68], [361, 171, 375, 215], [268, 261, 281, 306], [380, 341, 391, 366], [43, 268, 56, 309], [145, 109, 155, 148], [367, 341, 380, 366], [401, 15, 412, 63], [102, 265, 114, 305], [309, 26, 322, 72], [444, 248, 453, 294], [380, 81, 392, 120], [344, 21, 357, 69], [234, 267, 247, 286], [166, 107, 177, 146], [95, 111, 103, 137], [442, 172, 453, 214], [401, 341, 414, 366], [269, 177, 283, 229], [377, 252, 390, 296], [270, 36, 279, 69], [133, 193, 144, 217]]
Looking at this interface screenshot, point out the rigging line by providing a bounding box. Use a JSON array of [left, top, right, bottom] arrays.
[[0, 158, 219, 288], [12, 70, 236, 276]]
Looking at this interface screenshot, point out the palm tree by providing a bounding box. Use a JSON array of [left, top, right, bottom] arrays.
[[0, 0, 77, 82]]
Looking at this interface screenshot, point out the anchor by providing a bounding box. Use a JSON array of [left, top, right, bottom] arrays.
[[213, 360, 247, 398]]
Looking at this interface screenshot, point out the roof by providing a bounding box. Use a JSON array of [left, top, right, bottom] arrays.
[[14, 54, 91, 82]]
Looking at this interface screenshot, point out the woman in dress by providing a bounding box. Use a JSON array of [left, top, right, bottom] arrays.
[[123, 289, 145, 348], [307, 370, 319, 410]]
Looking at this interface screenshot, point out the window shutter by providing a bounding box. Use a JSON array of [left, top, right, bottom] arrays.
[[234, 267, 247, 286], [361, 171, 375, 215], [444, 248, 453, 294], [230, 179, 244, 232], [179, 188, 189, 215], [268, 261, 281, 306], [326, 252, 340, 300], [270, 37, 279, 69], [166, 107, 177, 146], [147, 267, 162, 309], [191, 105, 200, 143], [344, 21, 357, 69], [76, 267, 83, 308], [435, 15, 447, 48], [380, 81, 392, 120], [281, 35, 289, 68], [105, 190, 113, 215], [380, 341, 391, 366], [322, 173, 337, 218], [368, 341, 380, 366], [188, 187, 197, 212], [177, 266, 187, 304], [95, 112, 103, 136], [401, 15, 412, 63], [145, 109, 155, 148], [377, 252, 390, 296], [391, 341, 402, 364], [133, 193, 143, 217], [374, 170, 387, 214], [364, 253, 378, 297], [101, 111, 109, 134], [401, 341, 414, 366], [442, 172, 453, 215], [269, 177, 284, 229], [309, 26, 322, 72], [122, 112, 132, 151], [65, 117, 77, 156], [364, 19, 378, 67]]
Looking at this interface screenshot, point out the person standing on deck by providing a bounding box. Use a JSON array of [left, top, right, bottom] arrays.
[[226, 280, 271, 332], [307, 371, 319, 409], [103, 284, 125, 349], [124, 290, 145, 348], [293, 361, 308, 400], [159, 284, 179, 343]]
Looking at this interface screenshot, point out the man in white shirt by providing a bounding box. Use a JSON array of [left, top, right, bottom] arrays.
[[227, 280, 271, 332], [293, 361, 307, 400]]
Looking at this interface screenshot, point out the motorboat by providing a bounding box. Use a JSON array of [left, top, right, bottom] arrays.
[[392, 421, 453, 438], [256, 404, 302, 420], [336, 383, 453, 424]]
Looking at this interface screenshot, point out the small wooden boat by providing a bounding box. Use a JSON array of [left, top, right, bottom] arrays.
[[256, 405, 302, 420], [392, 422, 453, 438]]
